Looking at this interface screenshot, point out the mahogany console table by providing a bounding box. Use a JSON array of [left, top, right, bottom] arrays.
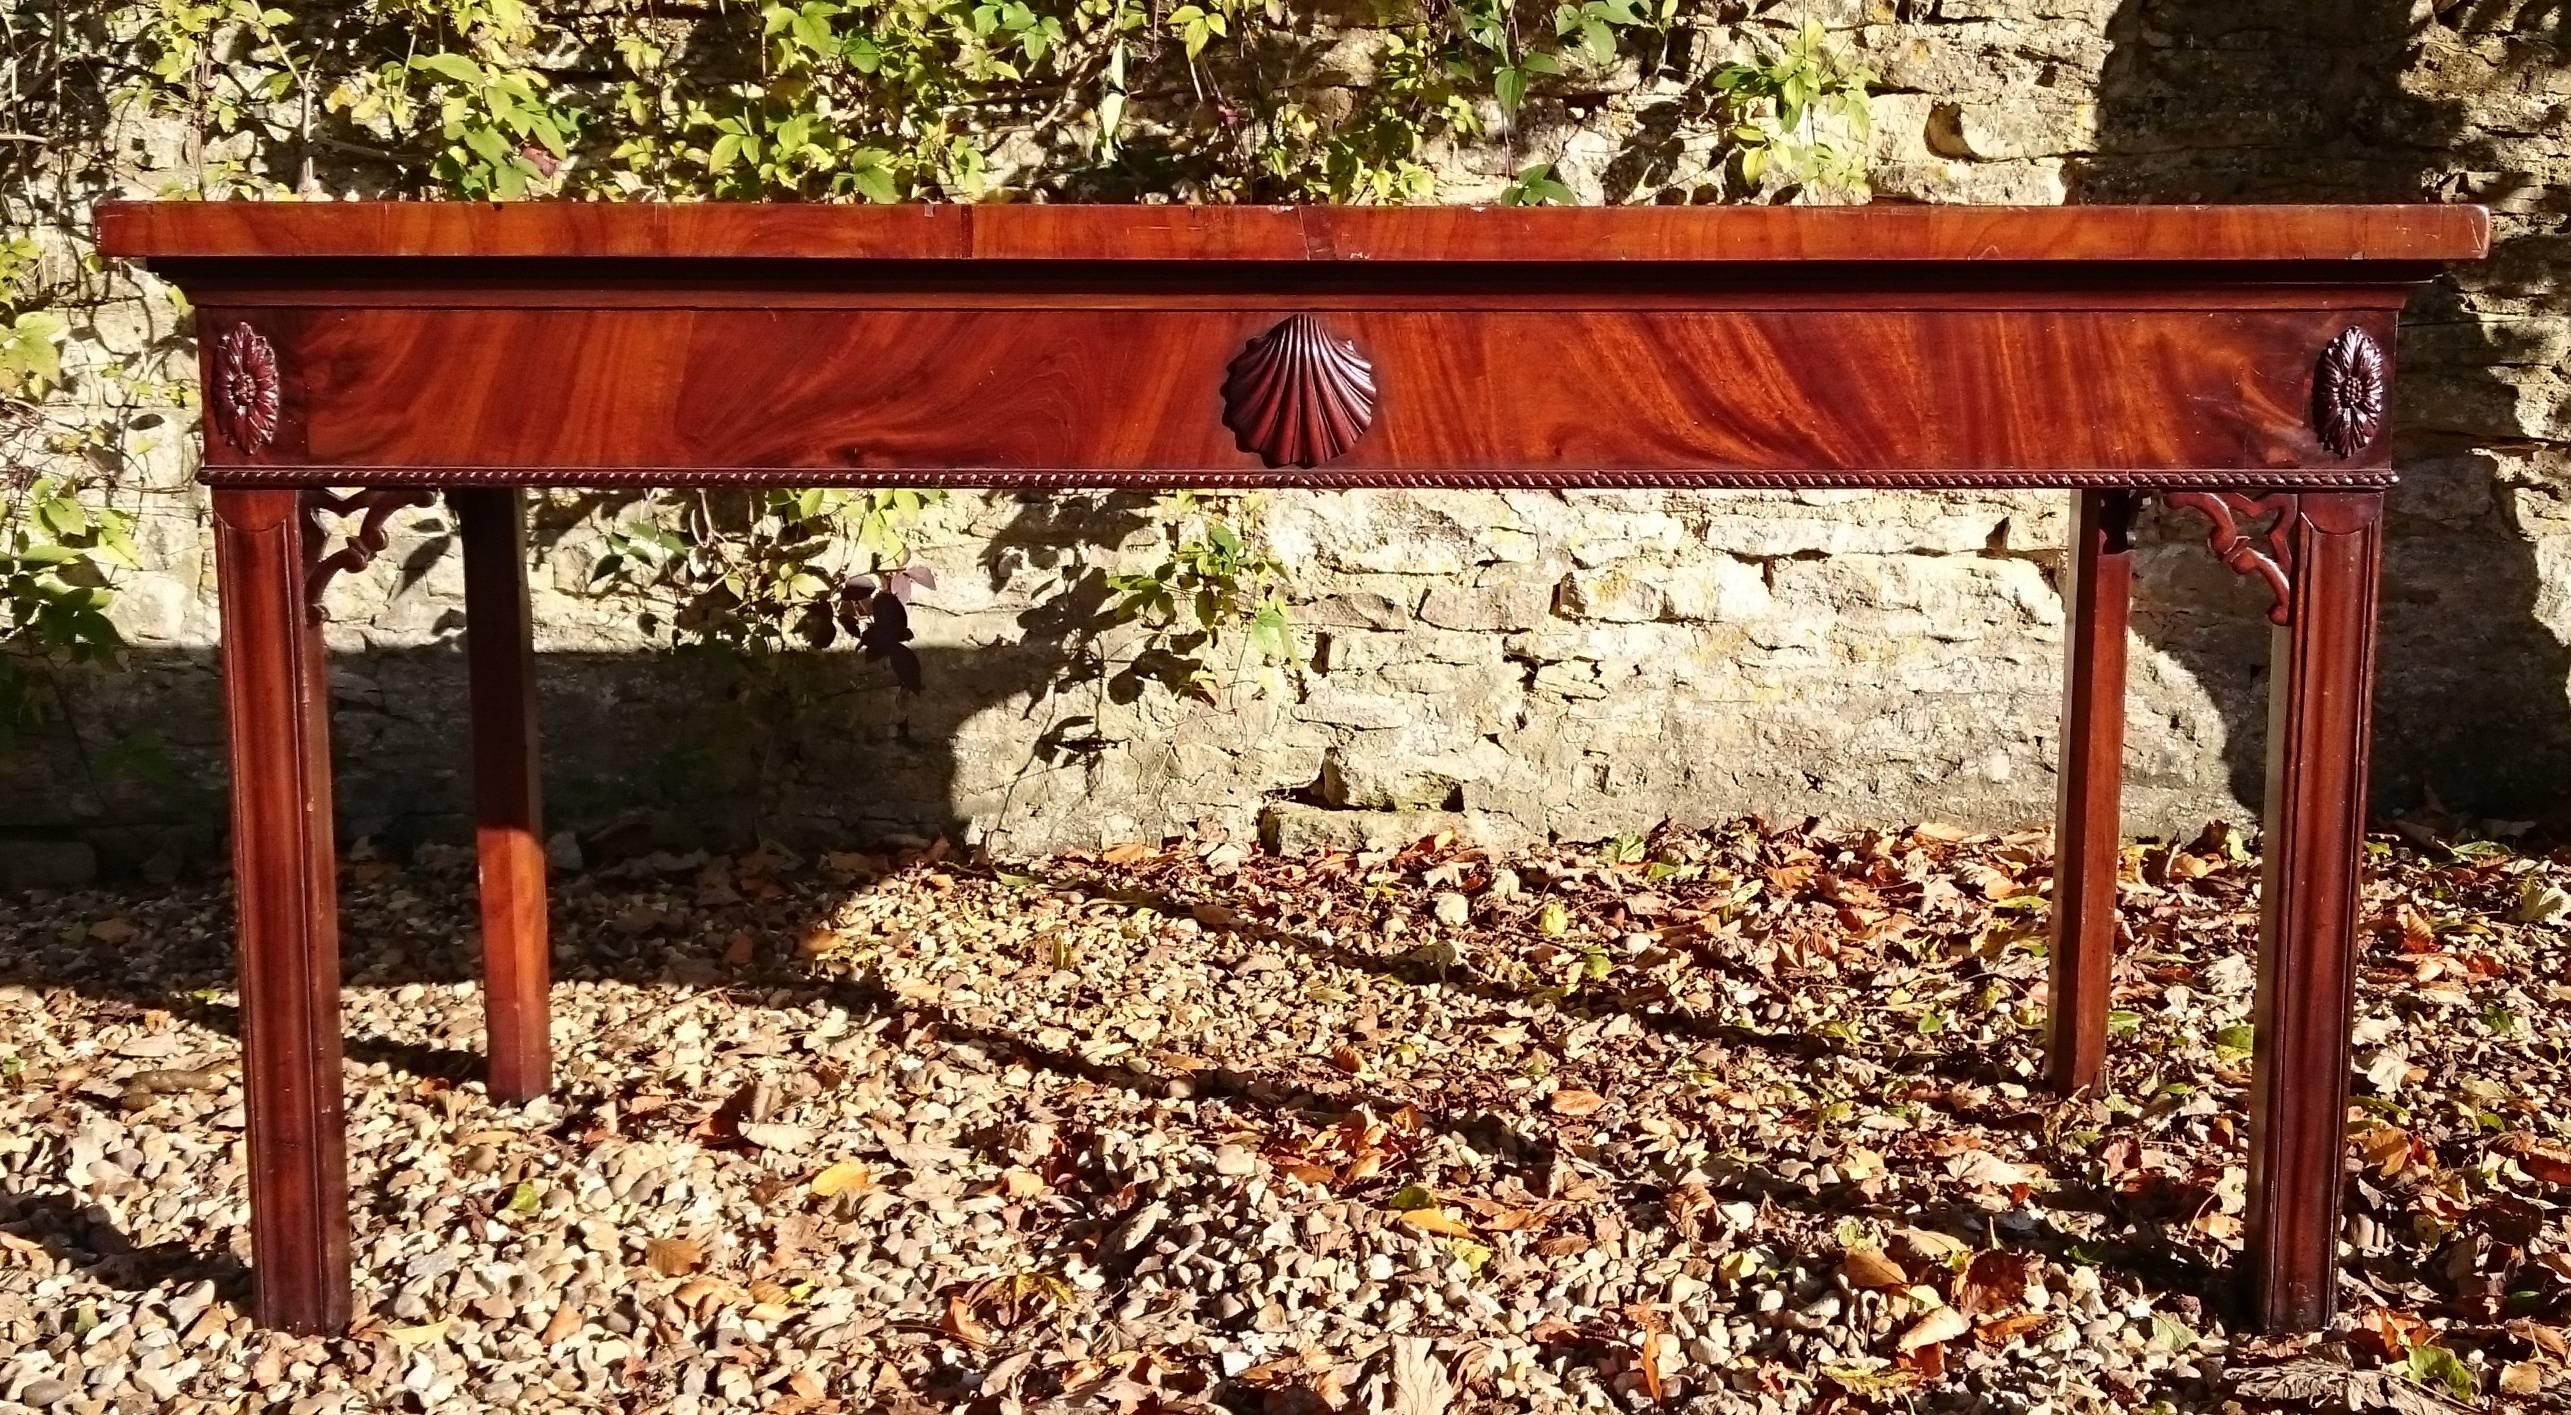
[[98, 201, 2487, 1338]]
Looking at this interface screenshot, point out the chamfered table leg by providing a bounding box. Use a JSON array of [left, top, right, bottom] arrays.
[[454, 488, 552, 1103], [2046, 489, 2135, 1094], [213, 488, 353, 1335], [2243, 490, 2383, 1333]]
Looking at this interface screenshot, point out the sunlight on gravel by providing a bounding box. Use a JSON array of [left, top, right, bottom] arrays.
[[2, 816, 2568, 1413]]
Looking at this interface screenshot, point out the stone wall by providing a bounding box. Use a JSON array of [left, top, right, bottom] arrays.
[[7, 0, 2568, 879]]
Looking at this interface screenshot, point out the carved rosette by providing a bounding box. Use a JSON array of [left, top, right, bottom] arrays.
[[2164, 491, 2298, 625], [213, 322, 283, 455], [301, 488, 436, 618], [1222, 315, 1377, 469], [2312, 326, 2386, 459]]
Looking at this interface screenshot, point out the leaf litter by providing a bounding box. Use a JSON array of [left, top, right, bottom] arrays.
[[0, 813, 2567, 1410]]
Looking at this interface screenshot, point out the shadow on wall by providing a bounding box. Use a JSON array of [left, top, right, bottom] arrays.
[[2074, 0, 2571, 821], [0, 493, 1202, 881]]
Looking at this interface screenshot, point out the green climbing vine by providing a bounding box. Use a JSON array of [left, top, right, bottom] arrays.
[[1107, 492, 1297, 703]]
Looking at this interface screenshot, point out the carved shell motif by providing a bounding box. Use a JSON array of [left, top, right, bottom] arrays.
[[1222, 315, 1377, 468], [2312, 326, 2386, 459], [213, 321, 283, 455]]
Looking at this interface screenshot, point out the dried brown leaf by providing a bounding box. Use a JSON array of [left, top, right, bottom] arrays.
[[539, 1303, 581, 1346], [1961, 1250, 2036, 1316], [1840, 1247, 1909, 1290], [1976, 1311, 2052, 1345], [643, 1235, 705, 1277], [941, 1293, 995, 1349], [1896, 1304, 1970, 1353]]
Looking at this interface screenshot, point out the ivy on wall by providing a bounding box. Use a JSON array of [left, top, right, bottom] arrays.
[[5, 0, 1871, 729]]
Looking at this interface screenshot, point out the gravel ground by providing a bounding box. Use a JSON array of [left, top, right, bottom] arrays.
[[3, 816, 2570, 1414]]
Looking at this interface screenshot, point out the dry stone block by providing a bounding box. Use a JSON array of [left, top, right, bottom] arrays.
[[1260, 804, 1535, 856]]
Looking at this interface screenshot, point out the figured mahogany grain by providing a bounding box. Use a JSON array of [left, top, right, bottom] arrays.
[[197, 305, 2395, 485]]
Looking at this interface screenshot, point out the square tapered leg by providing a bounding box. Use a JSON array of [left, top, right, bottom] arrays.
[[2243, 490, 2383, 1332], [454, 488, 551, 1102], [2046, 489, 2135, 1094], [213, 487, 352, 1336]]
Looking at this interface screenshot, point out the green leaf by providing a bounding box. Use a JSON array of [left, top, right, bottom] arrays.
[[2405, 1343, 2478, 1402], [37, 499, 87, 538], [410, 52, 484, 86], [462, 124, 511, 168]]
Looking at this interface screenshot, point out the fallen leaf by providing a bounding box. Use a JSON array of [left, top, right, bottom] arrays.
[[1639, 1327, 1667, 1402], [1840, 1247, 1909, 1290], [1896, 1304, 1970, 1353], [1549, 1089, 1607, 1117], [643, 1235, 705, 1277], [2350, 1304, 2432, 1362], [673, 1276, 737, 1310], [1387, 1335, 1452, 1415], [539, 1303, 581, 1346], [2510, 1139, 2571, 1188], [1892, 1227, 1971, 1263], [738, 1122, 816, 1154], [997, 1167, 1048, 1199], [941, 1293, 994, 1348], [2356, 1124, 2416, 1179], [1946, 1150, 2042, 1190], [1976, 1311, 2052, 1345], [810, 1160, 873, 1197], [388, 1318, 451, 1347], [2509, 1319, 2569, 1359], [1960, 1250, 2036, 1316], [1395, 1208, 1473, 1237]]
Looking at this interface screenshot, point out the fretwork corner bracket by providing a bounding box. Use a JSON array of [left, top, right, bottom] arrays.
[[302, 488, 436, 619], [2163, 491, 2299, 626]]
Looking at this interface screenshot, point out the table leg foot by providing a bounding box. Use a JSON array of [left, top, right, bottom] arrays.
[[214, 488, 353, 1336], [2047, 489, 2134, 1094], [455, 488, 552, 1104], [2243, 490, 2382, 1333]]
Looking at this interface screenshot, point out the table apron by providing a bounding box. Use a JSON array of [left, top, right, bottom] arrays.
[[197, 304, 2397, 486]]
